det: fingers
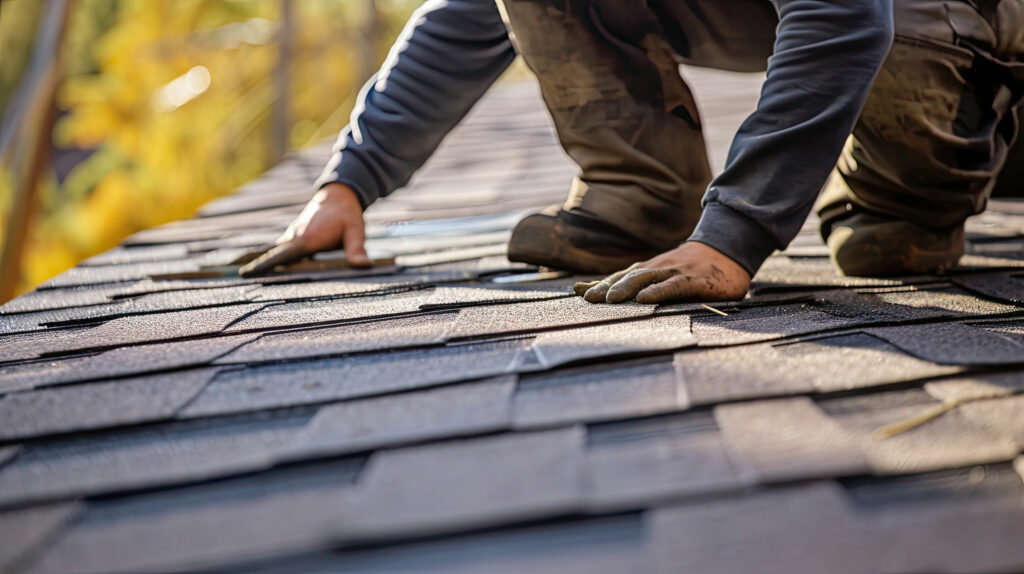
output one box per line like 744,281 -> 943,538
573,280 -> 601,297
582,266 -> 636,303
238,242 -> 309,277
342,219 -> 371,267
635,275 -> 704,304
605,268 -> 678,303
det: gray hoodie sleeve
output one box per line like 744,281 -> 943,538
688,0 -> 895,276
314,0 -> 515,208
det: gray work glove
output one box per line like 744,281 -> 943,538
572,242 -> 752,304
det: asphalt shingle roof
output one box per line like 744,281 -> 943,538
1,75 -> 1023,574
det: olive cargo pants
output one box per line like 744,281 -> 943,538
820,0 -> 1024,232
497,0 -> 778,251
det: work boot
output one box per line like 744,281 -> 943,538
822,206 -> 965,277
507,206 -> 667,274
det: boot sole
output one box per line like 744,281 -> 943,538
829,223 -> 964,277
507,214 -> 659,274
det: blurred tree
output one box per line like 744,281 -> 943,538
0,0 -> 419,299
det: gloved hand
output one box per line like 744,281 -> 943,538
239,183 -> 372,276
573,241 -> 751,304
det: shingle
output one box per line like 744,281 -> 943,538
923,370 -> 1024,402
530,315 -> 694,369
283,376 -> 515,459
0,306 -> 110,335
713,397 -> 869,483
63,284 -> 257,325
180,229 -> 284,250
442,297 -> 655,341
0,368 -> 218,441
195,187 -> 313,217
689,303 -> 856,345
818,389 -> 1020,474
952,271 -> 1024,305
816,284 -> 1022,323
675,332 -> 960,405
339,427 -> 585,541
839,463 -> 1024,573
224,291 -> 432,333
32,303 -> 267,356
361,230 -> 512,257
0,357 -> 97,394
80,244 -> 190,266
956,252 -> 1024,269
0,409 -> 313,508
980,319 -> 1024,343
981,199 -> 1024,215
369,210 -> 529,238
181,338 -> 532,418
122,223 -> 250,246
778,243 -> 830,257
244,514 -> 647,574
0,335 -> 254,392
419,284 -> 571,310
514,359 -> 685,427
37,260 -> 203,289
0,327 -> 95,364
865,322 -> 1024,365
957,394 -> 1024,448
0,446 -> 19,468
489,271 -> 583,287
23,459 -> 362,574
647,482 -> 866,574
416,254 -> 534,277
216,313 -> 456,364
249,273 -> 453,303
395,243 -> 509,267
584,412 -> 740,510
868,284 -> 1022,316
751,256 -> 923,292
0,282 -> 135,314
966,236 -> 1024,258
0,502 -> 81,574
0,284 -> 327,334
366,197 -> 549,222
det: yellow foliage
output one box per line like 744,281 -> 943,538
4,0 -> 418,298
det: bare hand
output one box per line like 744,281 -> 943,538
574,242 -> 751,304
239,183 -> 371,276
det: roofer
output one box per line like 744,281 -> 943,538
241,0 -> 1024,305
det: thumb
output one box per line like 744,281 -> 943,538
343,219 -> 371,267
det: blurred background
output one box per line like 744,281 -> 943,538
0,0 -> 422,302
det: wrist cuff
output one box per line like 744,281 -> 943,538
688,202 -> 780,276
314,153 -> 379,211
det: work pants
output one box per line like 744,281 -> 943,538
820,0 -> 1024,231
498,0 -> 777,251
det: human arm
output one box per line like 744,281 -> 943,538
314,0 -> 516,208
581,0 -> 895,303
241,0 -> 515,276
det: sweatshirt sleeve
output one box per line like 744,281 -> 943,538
688,0 -> 894,275
314,0 -> 516,208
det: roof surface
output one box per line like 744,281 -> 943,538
1,74 -> 1023,574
